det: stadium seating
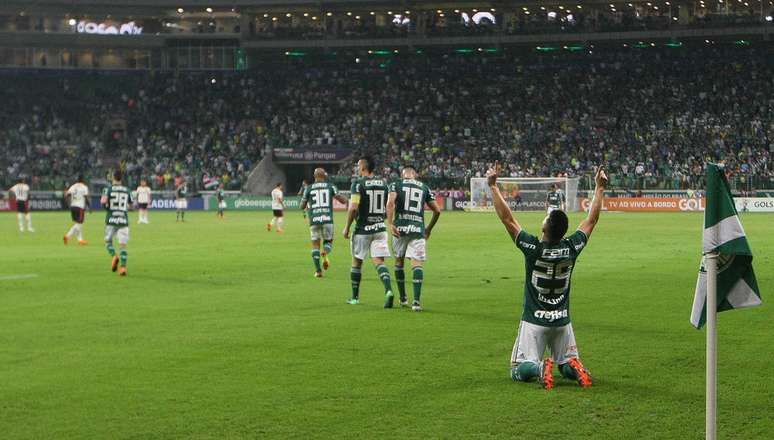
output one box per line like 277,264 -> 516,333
1,46 -> 772,191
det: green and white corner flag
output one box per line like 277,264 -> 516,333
691,163 -> 761,329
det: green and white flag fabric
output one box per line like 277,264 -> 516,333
691,163 -> 761,329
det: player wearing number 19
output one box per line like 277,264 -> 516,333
488,161 -> 607,390
386,166 -> 441,310
343,157 -> 394,306
101,170 -> 133,276
300,168 -> 348,278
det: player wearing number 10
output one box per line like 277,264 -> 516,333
343,157 -> 394,306
300,168 -> 348,278
488,161 -> 607,390
386,166 -> 441,310
101,170 -> 132,276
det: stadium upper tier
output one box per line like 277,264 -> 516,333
0,0 -> 770,47
1,46 -> 771,192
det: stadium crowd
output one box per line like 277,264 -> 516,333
1,46 -> 772,192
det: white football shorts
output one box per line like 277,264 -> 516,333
392,236 -> 427,261
350,232 -> 390,260
104,225 -> 130,245
310,224 -> 334,242
511,320 -> 579,367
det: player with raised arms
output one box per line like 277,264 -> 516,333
488,161 -> 606,390
101,170 -> 132,276
385,166 -> 441,310
300,168 -> 348,278
9,176 -> 33,232
63,175 -> 89,245
343,157 -> 394,306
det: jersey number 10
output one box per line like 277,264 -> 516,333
366,190 -> 385,214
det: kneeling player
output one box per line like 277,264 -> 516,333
488,161 -> 606,390
101,170 -> 132,276
386,166 -> 441,310
64,175 -> 89,245
300,168 -> 348,277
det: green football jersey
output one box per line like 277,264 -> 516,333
547,190 -> 565,208
350,176 -> 388,235
176,184 -> 187,199
515,229 -> 588,327
389,178 -> 435,238
103,185 -> 133,227
303,181 -> 339,226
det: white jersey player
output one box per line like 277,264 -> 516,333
267,183 -> 285,233
9,177 -> 33,232
64,175 -> 89,245
135,180 -> 152,224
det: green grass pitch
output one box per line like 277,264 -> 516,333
1,210 -> 771,439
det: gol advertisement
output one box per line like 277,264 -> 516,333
580,197 -> 705,212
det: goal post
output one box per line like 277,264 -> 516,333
468,177 -> 580,212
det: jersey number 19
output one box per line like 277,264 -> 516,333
402,187 -> 423,213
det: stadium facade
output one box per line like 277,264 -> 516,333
0,0 -> 771,69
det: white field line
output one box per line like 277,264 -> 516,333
0,274 -> 39,281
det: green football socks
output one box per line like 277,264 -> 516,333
394,266 -> 406,300
559,363 -> 578,380
350,267 -> 361,299
106,242 -> 116,257
511,362 -> 540,382
412,267 -> 423,302
323,241 -> 332,255
119,249 -> 128,267
376,264 -> 392,293
312,249 -> 322,272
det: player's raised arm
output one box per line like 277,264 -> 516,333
578,166 -> 607,239
488,161 -> 522,240
386,189 -> 399,237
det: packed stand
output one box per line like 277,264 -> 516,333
1,46 -> 773,193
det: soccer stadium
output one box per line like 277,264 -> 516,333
0,0 -> 771,438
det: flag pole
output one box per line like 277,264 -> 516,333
705,251 -> 718,440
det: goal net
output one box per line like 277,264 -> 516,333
469,177 -> 580,212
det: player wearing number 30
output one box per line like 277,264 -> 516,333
488,161 -> 607,390
101,170 -> 132,276
386,166 -> 441,311
343,157 -> 394,307
300,168 -> 348,278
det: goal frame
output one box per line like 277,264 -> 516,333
468,176 -> 580,212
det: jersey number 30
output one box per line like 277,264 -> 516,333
310,189 -> 330,208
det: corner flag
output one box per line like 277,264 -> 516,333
690,163 -> 761,329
